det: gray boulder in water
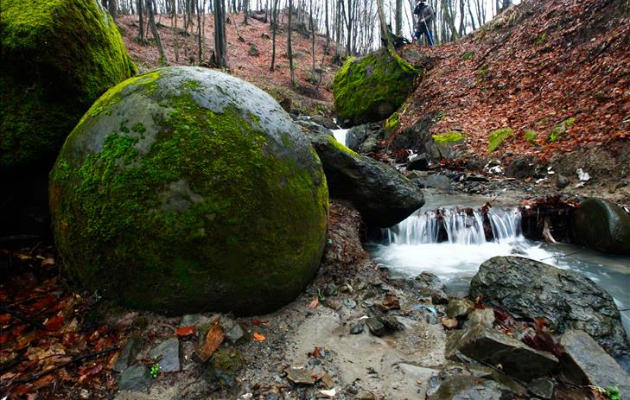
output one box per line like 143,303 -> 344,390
297,120 -> 424,228
470,256 -> 630,358
572,198 -> 630,255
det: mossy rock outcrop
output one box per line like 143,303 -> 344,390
572,198 -> 630,255
49,67 -> 329,316
0,0 -> 136,173
333,49 -> 416,126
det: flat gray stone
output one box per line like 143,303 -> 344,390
365,317 -> 386,337
286,367 -> 317,385
560,330 -> 630,397
148,338 -> 181,372
446,325 -> 558,381
113,336 -> 143,373
118,364 -> 150,391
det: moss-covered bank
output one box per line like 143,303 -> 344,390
332,49 -> 417,126
50,67 -> 329,316
0,0 -> 136,173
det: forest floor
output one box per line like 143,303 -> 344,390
1,1 -> 629,398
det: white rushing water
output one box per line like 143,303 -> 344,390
369,203 -> 630,334
332,128 -> 348,146
372,207 -> 550,280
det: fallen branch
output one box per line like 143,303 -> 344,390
0,305 -> 45,330
12,346 -> 119,384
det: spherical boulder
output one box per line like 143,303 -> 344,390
50,67 -> 329,316
0,0 -> 137,173
332,49 -> 417,126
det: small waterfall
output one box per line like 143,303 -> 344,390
383,207 -> 522,246
332,129 -> 348,146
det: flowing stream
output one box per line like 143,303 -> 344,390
331,128 -> 630,334
368,192 -> 630,336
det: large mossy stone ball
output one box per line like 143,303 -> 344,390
332,49 -> 416,126
572,198 -> 630,255
49,67 -> 329,316
0,0 -> 136,173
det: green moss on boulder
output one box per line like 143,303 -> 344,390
332,49 -> 417,126
0,0 -> 136,172
50,67 -> 329,316
487,128 -> 514,152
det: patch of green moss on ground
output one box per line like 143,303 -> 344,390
487,128 -> 514,152
0,0 -> 137,172
461,51 -> 475,60
332,49 -> 418,124
524,129 -> 538,144
548,118 -> 575,142
433,131 -> 466,144
50,71 -> 328,315
385,112 -> 400,135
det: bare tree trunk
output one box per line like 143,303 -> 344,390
242,0 -> 249,24
147,0 -> 166,63
325,0 -> 330,52
137,0 -> 145,40
172,1 -> 180,62
270,0 -> 279,71
196,0 -> 204,63
395,0 -> 402,35
310,0 -> 316,72
108,0 -> 118,20
467,0 -> 476,31
214,0 -> 229,67
458,0 -> 465,37
288,0 -> 296,86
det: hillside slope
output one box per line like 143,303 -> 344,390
391,0 -> 629,178
117,11 -> 339,114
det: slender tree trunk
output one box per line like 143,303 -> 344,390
270,0 -> 279,70
467,0 -> 476,31
196,0 -> 204,63
242,0 -> 249,24
324,0 -> 330,52
108,0 -> 118,20
147,0 -> 166,63
310,0 -> 315,72
214,0 -> 229,67
137,0 -> 145,40
288,0 -> 296,86
395,0 -> 402,35
172,1 -> 180,62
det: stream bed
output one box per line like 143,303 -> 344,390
368,190 -> 630,336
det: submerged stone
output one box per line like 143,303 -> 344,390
572,198 -> 630,255
49,67 -> 329,316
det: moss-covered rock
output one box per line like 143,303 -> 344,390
49,67 -> 329,316
332,49 -> 417,126
0,0 -> 136,173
